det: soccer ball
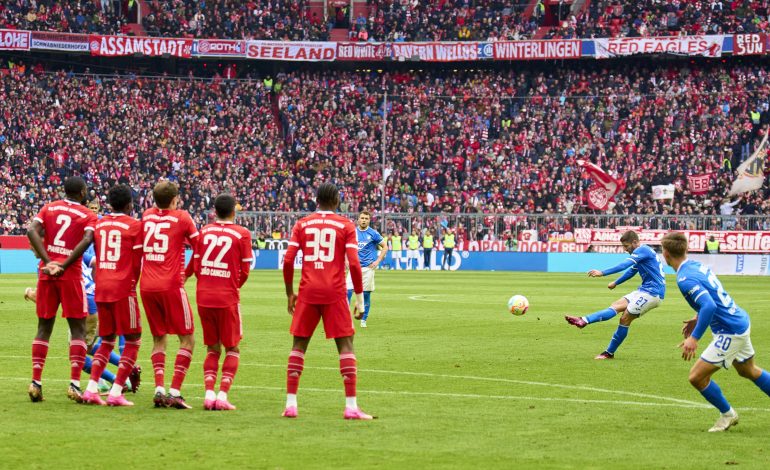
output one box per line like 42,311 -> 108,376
507,295 -> 529,316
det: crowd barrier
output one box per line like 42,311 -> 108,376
2,249 -> 768,276
1,29 -> 767,61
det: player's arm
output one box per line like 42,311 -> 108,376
58,231 -> 95,271
590,257 -> 635,277
346,226 -> 365,313
678,279 -> 717,360
27,219 -> 50,265
612,266 -> 638,287
372,239 -> 388,267
282,225 -> 301,314
238,232 -> 253,288
131,240 -> 143,288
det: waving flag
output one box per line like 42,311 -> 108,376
729,129 -> 769,196
577,160 -> 625,211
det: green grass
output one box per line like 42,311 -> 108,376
1,271 -> 770,469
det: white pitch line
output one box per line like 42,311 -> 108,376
407,295 -> 443,302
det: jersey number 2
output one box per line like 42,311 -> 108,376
304,228 -> 336,262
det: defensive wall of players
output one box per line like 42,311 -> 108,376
1,29 -> 769,61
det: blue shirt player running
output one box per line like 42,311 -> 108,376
566,230 -> 666,359
662,232 -> 770,432
346,211 -> 388,328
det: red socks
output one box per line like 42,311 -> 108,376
114,339 -> 141,388
220,351 -> 239,393
287,349 -> 305,395
204,350 -> 221,392
69,339 -> 88,383
89,339 -> 116,383
31,339 -> 49,382
340,353 -> 357,398
151,351 -> 166,388
170,348 -> 193,391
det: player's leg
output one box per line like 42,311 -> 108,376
595,310 -> 637,360
688,359 -> 737,432
199,306 -> 221,410
166,289 -> 195,407
104,294 -> 142,406
360,268 -> 374,326
566,297 -> 627,329
62,279 -> 89,402
142,290 -> 169,404
25,287 -> 37,302
84,333 -> 116,405
731,333 -> 770,398
216,304 -> 243,410
30,316 -> 56,402
284,335 -> 311,417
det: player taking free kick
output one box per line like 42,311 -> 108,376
190,194 -> 253,411
662,232 -> 770,432
282,182 -> 373,420
565,230 -> 666,359
82,185 -> 143,406
27,176 -> 97,403
141,181 -> 199,409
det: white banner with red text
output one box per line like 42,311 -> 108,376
0,29 -> 30,51
89,35 -> 193,58
245,40 -> 336,61
594,35 -> 724,58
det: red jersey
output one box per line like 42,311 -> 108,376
140,207 -> 199,292
283,211 -> 363,304
34,199 -> 97,281
93,214 -> 142,302
194,221 -> 253,308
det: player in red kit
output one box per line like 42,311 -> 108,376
189,194 -> 252,411
82,185 -> 143,406
141,181 -> 199,409
26,176 -> 97,403
282,182 -> 373,420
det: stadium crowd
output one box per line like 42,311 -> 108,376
3,0 -> 770,40
1,62 -> 770,237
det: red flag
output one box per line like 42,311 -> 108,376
577,160 -> 625,211
687,173 -> 714,195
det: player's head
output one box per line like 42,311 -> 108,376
661,232 -> 688,266
357,210 -> 371,229
214,193 -> 237,221
64,176 -> 87,203
316,182 -> 339,211
108,184 -> 133,215
153,181 -> 179,210
619,230 -> 640,253
86,198 -> 100,214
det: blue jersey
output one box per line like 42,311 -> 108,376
356,226 -> 384,266
676,259 -> 750,339
601,244 -> 666,299
82,245 -> 97,314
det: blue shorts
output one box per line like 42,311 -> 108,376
87,294 -> 97,315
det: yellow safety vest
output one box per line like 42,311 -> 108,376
706,240 -> 720,253
423,235 -> 434,249
257,238 -> 267,249
751,111 -> 761,124
391,236 -> 402,250
408,235 -> 420,250
443,234 -> 455,249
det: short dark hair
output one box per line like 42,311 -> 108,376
108,184 -> 133,213
661,232 -> 688,258
214,193 -> 236,219
316,182 -> 339,208
620,230 -> 639,244
359,210 -> 372,218
64,176 -> 86,199
153,181 -> 179,209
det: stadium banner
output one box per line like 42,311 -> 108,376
651,184 -> 675,200
245,40 -> 336,61
336,42 -> 390,61
89,35 -> 193,58
390,42 -> 489,62
30,31 -> 89,52
732,34 -> 767,56
192,39 -> 246,57
594,35 -> 724,58
688,173 -> 714,195
0,29 -> 31,51
492,40 -> 581,60
729,128 -> 768,195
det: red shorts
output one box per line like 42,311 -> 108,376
36,279 -> 87,319
199,304 -> 242,348
97,296 -> 142,336
290,298 -> 354,339
140,288 -> 194,336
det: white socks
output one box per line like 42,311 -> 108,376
286,393 -> 298,408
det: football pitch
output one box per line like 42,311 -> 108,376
2,271 -> 770,469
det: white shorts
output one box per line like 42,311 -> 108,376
346,266 -> 375,292
623,290 -> 661,316
406,249 -> 420,258
701,328 -> 755,369
392,250 -> 403,259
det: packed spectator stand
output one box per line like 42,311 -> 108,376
3,1 -> 770,40
1,60 -> 769,237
